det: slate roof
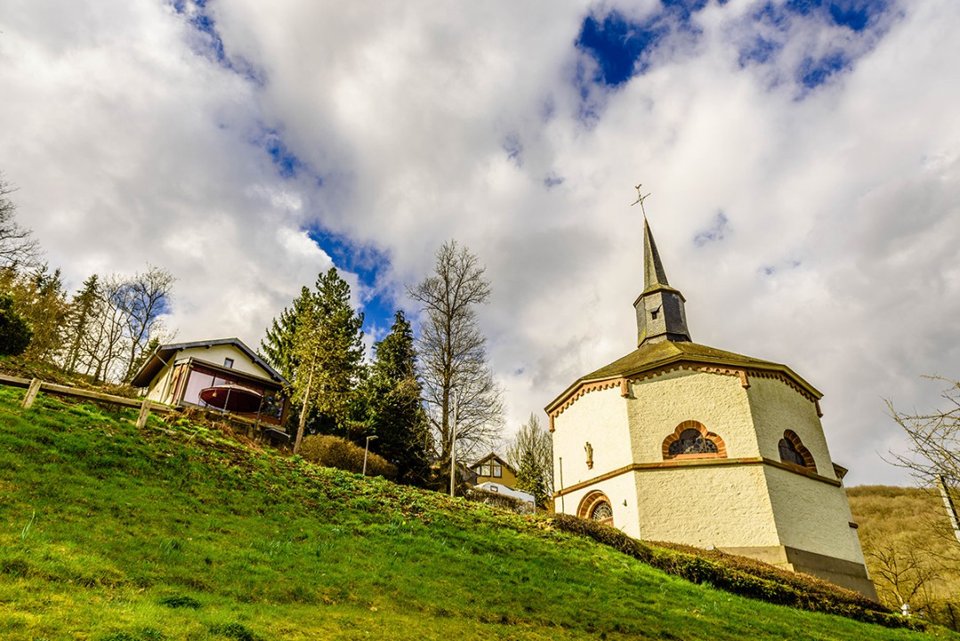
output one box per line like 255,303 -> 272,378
546,339 -> 821,413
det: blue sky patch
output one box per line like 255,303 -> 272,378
694,211 -> 730,247
544,173 -> 565,188
503,134 -> 523,166
307,227 -> 395,333
797,51 -> 849,88
170,0 -> 264,85
575,10 -> 668,87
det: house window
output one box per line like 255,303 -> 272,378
779,430 -> 815,470
476,461 -> 503,478
662,420 -> 727,460
224,358 -> 234,368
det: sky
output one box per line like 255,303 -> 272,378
1,0 -> 958,485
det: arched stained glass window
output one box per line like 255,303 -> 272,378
662,421 -> 726,460
668,428 -> 719,456
590,502 -> 613,523
778,430 -> 815,470
577,490 -> 614,526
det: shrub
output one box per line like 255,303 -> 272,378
0,294 -> 31,356
299,435 -> 397,480
466,487 -> 534,514
550,514 -> 919,630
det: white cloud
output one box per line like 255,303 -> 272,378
2,0 -> 958,484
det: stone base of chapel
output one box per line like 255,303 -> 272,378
719,545 -> 878,600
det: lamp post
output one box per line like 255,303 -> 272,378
363,435 -> 378,476
449,397 -> 459,497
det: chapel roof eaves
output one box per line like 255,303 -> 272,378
544,341 -> 821,415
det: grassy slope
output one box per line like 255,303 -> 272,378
0,390 -> 954,641
849,486 -> 960,608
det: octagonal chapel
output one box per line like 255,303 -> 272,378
546,217 -> 876,598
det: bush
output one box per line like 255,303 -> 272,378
0,294 -> 31,356
299,435 -> 397,480
551,514 -> 918,630
466,487 -> 534,514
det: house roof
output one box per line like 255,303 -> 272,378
546,339 -> 821,414
130,338 -> 287,388
470,452 -> 516,475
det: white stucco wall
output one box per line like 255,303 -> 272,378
174,344 -> 266,379
552,386 -> 631,491
145,363 -> 174,403
747,376 -> 836,479
635,465 -> 781,548
626,369 -> 757,461
557,473 -> 640,537
764,467 -> 865,564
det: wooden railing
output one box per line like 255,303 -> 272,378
1,373 -> 285,438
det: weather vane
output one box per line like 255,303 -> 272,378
630,183 -> 651,217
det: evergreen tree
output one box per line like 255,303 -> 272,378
364,311 -> 431,485
62,274 -> 100,373
515,449 -> 549,508
0,264 -> 68,364
507,413 -> 553,509
260,286 -> 312,382
289,268 -> 365,452
0,294 -> 31,356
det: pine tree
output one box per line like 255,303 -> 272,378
0,294 -> 31,356
62,274 -> 100,373
364,311 -> 431,485
260,286 -> 312,382
507,413 -> 553,509
515,449 -> 549,509
289,268 -> 365,452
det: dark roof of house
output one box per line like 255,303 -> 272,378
546,339 -> 821,413
130,338 -> 287,388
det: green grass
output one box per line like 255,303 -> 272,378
0,387 -> 955,641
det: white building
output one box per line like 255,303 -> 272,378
546,218 -> 876,598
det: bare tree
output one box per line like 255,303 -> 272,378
114,265 -> 175,382
0,174 -> 40,270
409,240 -> 503,473
888,378 -> 960,483
888,377 -> 960,546
81,275 -> 129,383
869,543 -> 940,613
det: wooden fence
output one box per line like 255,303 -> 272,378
0,373 -> 285,439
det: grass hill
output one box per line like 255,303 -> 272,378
0,388 -> 955,641
849,485 -> 960,625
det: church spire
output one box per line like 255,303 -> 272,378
634,217 -> 691,346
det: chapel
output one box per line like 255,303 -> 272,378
546,216 -> 876,598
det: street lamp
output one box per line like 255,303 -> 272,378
363,435 -> 379,476
449,396 -> 459,497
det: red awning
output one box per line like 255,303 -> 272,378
199,385 -> 263,413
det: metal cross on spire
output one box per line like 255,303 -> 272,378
630,183 -> 651,217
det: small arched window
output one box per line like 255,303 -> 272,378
577,490 -> 614,526
778,430 -> 815,470
662,421 -> 727,460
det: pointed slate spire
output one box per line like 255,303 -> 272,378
634,217 -> 691,346
643,217 -> 670,292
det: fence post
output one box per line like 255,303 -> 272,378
21,378 -> 42,409
136,399 -> 151,429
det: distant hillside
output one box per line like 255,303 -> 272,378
0,387 -> 953,640
849,485 -> 960,628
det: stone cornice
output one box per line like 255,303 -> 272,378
553,456 -> 841,498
